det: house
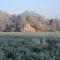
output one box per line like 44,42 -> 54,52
22,23 -> 35,32
22,22 -> 44,32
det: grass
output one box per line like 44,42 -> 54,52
0,32 -> 60,36
0,32 -> 60,60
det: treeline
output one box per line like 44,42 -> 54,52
0,11 -> 60,32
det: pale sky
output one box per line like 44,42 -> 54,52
0,0 -> 60,18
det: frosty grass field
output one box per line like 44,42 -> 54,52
0,32 -> 60,60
